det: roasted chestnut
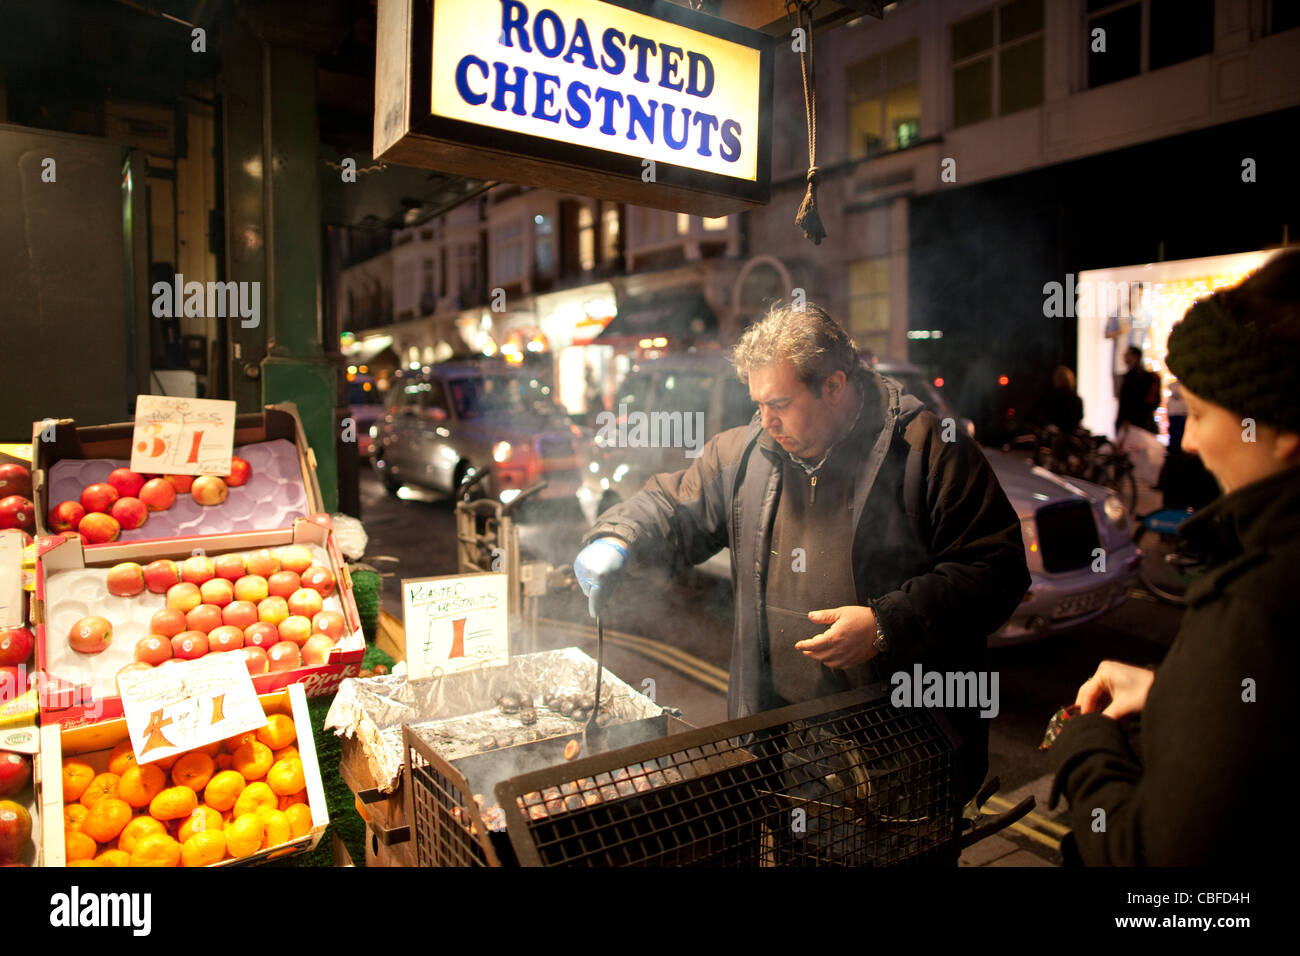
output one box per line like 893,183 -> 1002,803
517,692 -> 533,708
558,699 -> 576,717
498,693 -> 521,714
478,735 -> 498,751
519,708 -> 537,725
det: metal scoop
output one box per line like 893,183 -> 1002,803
582,614 -> 606,755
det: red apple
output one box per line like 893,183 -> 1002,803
0,667 -> 30,704
266,570 -> 301,599
150,607 -> 187,637
116,661 -> 154,693
0,497 -> 34,533
69,616 -> 112,654
311,611 -> 346,640
0,627 -> 33,667
245,549 -> 280,578
287,588 -> 323,620
190,475 -> 228,506
133,635 -> 173,666
199,577 -> 234,608
227,456 -> 252,487
185,604 -> 223,635
0,800 -> 32,863
266,641 -> 302,673
208,625 -> 245,654
110,496 -> 148,531
222,600 -> 259,629
234,575 -> 269,603
277,615 -> 312,647
80,483 -> 119,514
243,621 -> 280,651
242,646 -> 269,675
171,630 -> 209,660
180,554 -> 215,585
105,561 -> 146,597
256,596 -> 289,626
213,553 -> 247,581
300,634 -> 337,667
47,500 -> 86,533
106,468 -> 146,499
300,565 -> 336,598
0,465 -> 32,501
0,752 -> 31,799
278,545 -> 313,575
164,474 -> 194,494
143,559 -> 181,593
139,478 -> 177,512
166,582 -> 202,613
78,512 -> 120,544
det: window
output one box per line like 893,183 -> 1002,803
455,242 -> 480,301
951,0 -> 1043,128
600,204 -> 620,264
1086,0 -> 1213,89
849,258 -> 891,359
703,216 -> 729,231
534,213 -> 554,276
492,220 -> 525,284
676,213 -> 690,235
419,258 -> 436,315
578,206 -> 596,272
848,39 -> 920,158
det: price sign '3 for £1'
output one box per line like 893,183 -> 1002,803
130,395 -> 238,477
117,653 -> 267,764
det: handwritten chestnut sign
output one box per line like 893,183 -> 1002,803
130,395 -> 237,476
402,571 -> 509,680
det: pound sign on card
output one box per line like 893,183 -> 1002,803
140,709 -> 177,754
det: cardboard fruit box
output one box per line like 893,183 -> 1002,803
30,403 -> 323,545
37,684 -> 329,866
0,719 -> 40,867
34,516 -> 366,728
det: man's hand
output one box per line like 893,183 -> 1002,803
796,606 -> 880,670
573,538 -> 629,618
1074,660 -> 1155,719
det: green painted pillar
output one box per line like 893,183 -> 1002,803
256,44 -> 338,512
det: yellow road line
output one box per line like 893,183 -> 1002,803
985,794 -> 1071,836
539,617 -> 730,693
981,809 -> 1062,850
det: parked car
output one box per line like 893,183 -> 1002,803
372,362 -> 585,503
348,374 -> 385,458
577,352 -> 1138,644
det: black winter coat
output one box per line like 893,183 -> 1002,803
584,370 -> 1031,799
1051,465 -> 1299,865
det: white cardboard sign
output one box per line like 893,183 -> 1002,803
117,653 -> 267,764
130,395 -> 238,476
0,532 -> 22,629
403,572 -> 509,680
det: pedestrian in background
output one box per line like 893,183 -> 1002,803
1115,345 -> 1161,434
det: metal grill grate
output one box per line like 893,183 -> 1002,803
404,727 -> 503,867
495,686 -> 961,867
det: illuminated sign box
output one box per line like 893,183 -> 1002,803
375,0 -> 773,216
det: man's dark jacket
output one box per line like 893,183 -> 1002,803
584,370 -> 1031,798
1051,465 -> 1298,865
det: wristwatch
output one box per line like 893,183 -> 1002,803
870,609 -> 889,654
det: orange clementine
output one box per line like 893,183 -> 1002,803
107,740 -> 138,776
180,828 -> 226,867
214,753 -> 233,770
225,813 -> 265,858
149,785 -> 198,821
232,741 -> 273,780
223,730 -> 258,753
232,781 -> 276,818
118,764 -> 166,808
177,806 -> 223,843
64,829 -> 97,862
79,772 -> 121,808
172,752 -> 215,792
256,714 -> 296,750
130,832 -> 181,867
118,816 -> 167,855
284,803 -> 312,839
67,859 -> 100,867
279,790 -> 308,811
203,770 -> 246,812
272,746 -> 300,764
81,797 -> 133,843
266,758 -> 304,796
94,849 -> 132,867
256,808 -> 292,849
61,758 -> 96,802
63,803 -> 89,832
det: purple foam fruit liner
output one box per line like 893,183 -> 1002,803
48,439 -> 310,540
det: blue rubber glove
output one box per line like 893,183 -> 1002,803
573,537 -> 629,618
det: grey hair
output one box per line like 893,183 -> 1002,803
730,302 -> 864,393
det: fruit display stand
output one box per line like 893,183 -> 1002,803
30,403 -> 323,544
0,719 -> 40,866
37,683 -> 329,866
34,516 -> 366,728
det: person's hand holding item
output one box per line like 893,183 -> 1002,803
573,538 -> 629,618
1074,660 -> 1156,719
796,605 -> 881,669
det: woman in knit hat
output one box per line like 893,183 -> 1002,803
1051,250 -> 1300,866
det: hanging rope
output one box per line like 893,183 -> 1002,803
792,0 -> 826,244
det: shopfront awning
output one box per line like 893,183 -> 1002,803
596,292 -> 717,343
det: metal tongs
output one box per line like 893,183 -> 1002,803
583,614 -> 606,754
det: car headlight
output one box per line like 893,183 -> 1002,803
493,441 -> 512,463
369,425 -> 378,439
1103,495 -> 1127,526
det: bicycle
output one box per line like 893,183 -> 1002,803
1134,507 -> 1205,605
1006,423 -> 1138,514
